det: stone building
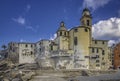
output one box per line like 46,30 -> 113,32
108,44 -> 115,69
89,40 -> 109,70
113,43 -> 120,69
8,42 -> 35,64
8,8 -> 110,70
35,40 -> 54,68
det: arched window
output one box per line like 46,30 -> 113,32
64,32 -> 66,36
87,20 -> 90,26
60,31 -> 62,36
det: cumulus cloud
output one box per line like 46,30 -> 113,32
50,33 -> 57,40
92,17 -> 120,46
108,40 -> 116,47
12,16 -> 25,25
83,0 -> 111,10
20,39 -> 26,42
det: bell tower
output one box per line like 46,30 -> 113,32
80,8 -> 92,45
80,8 -> 92,27
55,21 -> 69,50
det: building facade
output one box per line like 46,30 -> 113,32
8,42 -> 35,64
8,8 -> 110,70
113,43 -> 120,69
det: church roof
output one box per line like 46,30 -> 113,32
57,21 -> 67,31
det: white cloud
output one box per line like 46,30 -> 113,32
108,40 -> 116,47
50,33 -> 57,40
12,16 -> 25,25
20,39 -> 26,42
26,26 -> 37,32
93,17 -> 120,42
83,0 -> 111,10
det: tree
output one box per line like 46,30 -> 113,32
1,45 -> 7,50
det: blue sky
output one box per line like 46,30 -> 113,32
0,0 -> 120,49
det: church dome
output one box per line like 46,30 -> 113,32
58,21 -> 67,31
82,8 -> 91,16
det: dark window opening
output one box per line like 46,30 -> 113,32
60,32 -> 62,36
64,32 -> 66,36
102,63 -> 105,65
96,48 -> 99,53
95,41 -> 97,44
92,48 -> 94,53
96,60 -> 99,63
102,50 -> 105,55
102,57 -> 104,60
31,51 -> 33,55
25,44 -> 28,48
74,29 -> 78,32
102,41 -> 105,44
87,20 -> 90,26
96,64 -> 100,67
85,28 -> 88,32
51,46 -> 53,50
39,48 -> 41,51
74,37 -> 78,45
31,45 -> 33,47
96,55 -> 99,58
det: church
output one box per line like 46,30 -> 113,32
8,8 -> 110,70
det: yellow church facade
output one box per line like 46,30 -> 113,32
50,8 -> 109,70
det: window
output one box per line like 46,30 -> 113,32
60,32 -> 62,36
95,41 -> 97,44
25,44 -> 28,48
51,46 -> 53,50
64,32 -> 66,36
87,20 -> 90,26
102,62 -> 105,65
92,48 -> 94,53
85,28 -> 88,32
102,50 -> 105,55
96,64 -> 100,67
96,48 -> 99,53
74,29 -> 78,32
102,41 -> 105,44
96,55 -> 99,58
96,60 -> 99,63
39,48 -> 41,51
31,44 -> 33,47
31,51 -> 33,55
74,37 -> 78,45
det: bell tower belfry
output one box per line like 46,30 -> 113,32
55,21 -> 69,50
80,8 -> 92,45
80,8 -> 92,27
